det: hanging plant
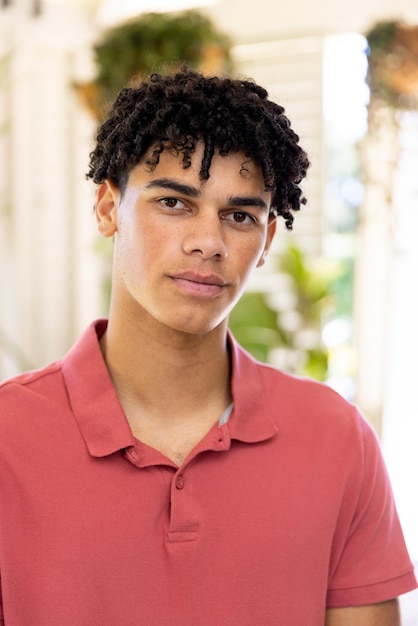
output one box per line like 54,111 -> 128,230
366,20 -> 418,109
77,10 -> 233,120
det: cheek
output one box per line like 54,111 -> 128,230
237,236 -> 267,271
116,221 -> 147,277
118,220 -> 173,275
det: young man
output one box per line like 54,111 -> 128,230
0,67 -> 416,625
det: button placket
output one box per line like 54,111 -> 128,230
168,469 -> 199,543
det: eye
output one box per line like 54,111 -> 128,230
233,211 -> 250,223
224,211 -> 256,225
160,197 -> 186,210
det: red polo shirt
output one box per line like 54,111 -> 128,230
0,320 -> 416,625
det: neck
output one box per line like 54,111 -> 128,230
100,307 -> 232,426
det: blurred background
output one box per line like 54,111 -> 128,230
1,0 -> 417,618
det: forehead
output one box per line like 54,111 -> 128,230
129,142 -> 267,193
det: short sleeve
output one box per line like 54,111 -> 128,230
327,412 -> 417,607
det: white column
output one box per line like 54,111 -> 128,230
2,1 -> 101,373
380,111 -> 418,562
354,106 -> 399,433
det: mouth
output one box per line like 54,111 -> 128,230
169,271 -> 228,297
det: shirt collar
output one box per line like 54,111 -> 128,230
62,320 -> 136,457
61,320 -> 278,458
227,332 -> 279,443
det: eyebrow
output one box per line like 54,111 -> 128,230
145,178 -> 201,198
145,178 -> 269,211
228,196 -> 269,211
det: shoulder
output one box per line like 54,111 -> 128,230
230,335 -> 377,454
0,360 -> 66,424
0,320 -> 106,413
0,359 -> 63,398
0,360 -> 70,468
232,335 -> 361,420
230,331 -> 341,403
260,360 -> 359,423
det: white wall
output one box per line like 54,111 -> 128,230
204,0 -> 418,42
0,2 -> 103,377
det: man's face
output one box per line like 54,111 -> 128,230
96,142 -> 276,336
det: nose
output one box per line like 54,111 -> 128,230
182,212 -> 228,260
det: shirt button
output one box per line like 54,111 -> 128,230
126,449 -> 138,462
175,474 -> 185,490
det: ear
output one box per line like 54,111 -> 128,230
257,216 -> 277,267
95,180 -> 120,237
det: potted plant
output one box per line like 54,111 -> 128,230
77,10 -> 233,120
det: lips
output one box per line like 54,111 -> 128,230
169,270 -> 228,296
171,270 -> 227,286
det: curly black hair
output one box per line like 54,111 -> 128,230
87,67 -> 310,229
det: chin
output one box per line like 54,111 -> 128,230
163,316 -> 227,337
